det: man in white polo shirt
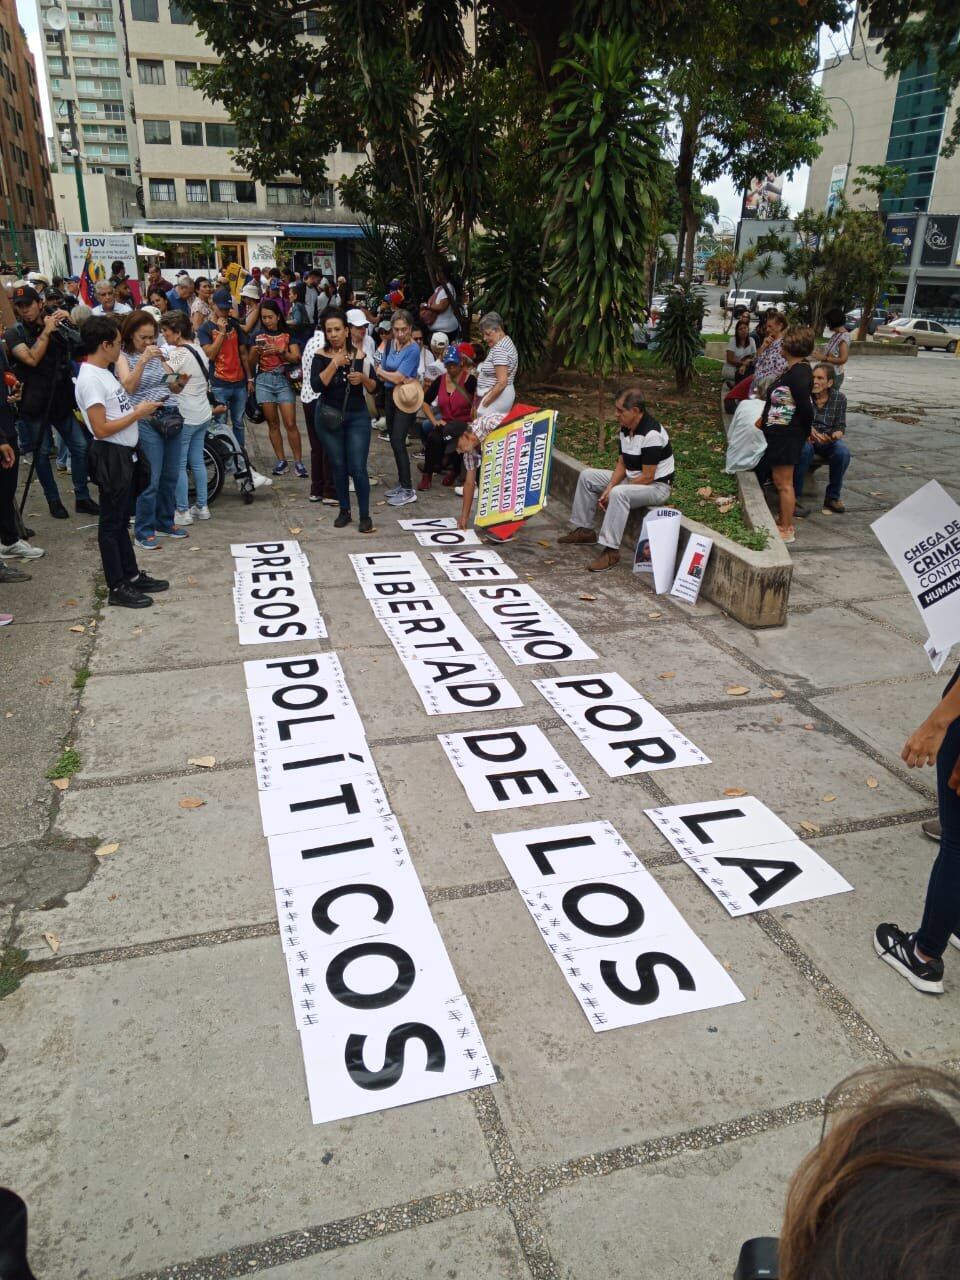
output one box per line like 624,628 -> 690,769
559,387 -> 676,572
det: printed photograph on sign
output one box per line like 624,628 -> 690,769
257,768 -> 391,837
493,820 -> 643,890
670,535 -> 713,606
438,724 -> 588,812
414,529 -> 483,547
633,509 -> 681,593
267,814 -> 411,889
254,735 -> 376,791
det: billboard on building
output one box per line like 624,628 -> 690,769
740,173 -> 785,220
920,215 -> 959,267
825,164 -> 848,216
34,229 -> 69,281
884,214 -> 917,265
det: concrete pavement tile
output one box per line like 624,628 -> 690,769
778,828 -> 960,1058
813,678 -> 943,766
261,1210 -> 526,1278
787,549 -> 912,601
850,594 -> 929,642
846,472 -> 955,506
698,604 -> 927,690
0,543 -> 98,623
540,1121 -> 822,1280
16,770 -> 270,957
433,872 -> 862,1167
648,702 -> 926,827
0,937 -> 495,1280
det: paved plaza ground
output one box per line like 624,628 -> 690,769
2,352 -> 959,1279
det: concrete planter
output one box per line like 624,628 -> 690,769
549,448 -> 792,628
704,339 -> 917,360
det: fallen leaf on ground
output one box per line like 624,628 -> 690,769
289,526 -> 302,534
186,575 -> 199,587
800,820 -> 821,834
648,611 -> 662,619
869,491 -> 885,497
723,787 -> 747,797
131,626 -> 143,636
188,756 -> 216,769
43,932 -> 61,954
108,893 -> 118,901
803,723 -> 816,730
94,842 -> 120,858
51,777 -> 69,791
725,685 -> 750,696
189,546 -> 200,551
658,671 -> 677,680
537,539 -> 551,548
697,486 -> 713,498
866,777 -> 879,789
69,625 -> 85,634
769,690 -> 785,699
179,796 -> 205,809
821,794 -> 837,803
63,598 -> 78,607
37,677 -> 54,686
579,593 -> 597,601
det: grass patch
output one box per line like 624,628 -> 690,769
46,746 -> 81,780
72,667 -> 90,691
94,583 -> 108,603
0,947 -> 27,999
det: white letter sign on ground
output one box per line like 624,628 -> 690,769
377,612 -> 488,662
359,575 -> 441,601
645,797 -> 853,916
247,676 -> 366,751
368,593 -> 454,620
405,664 -> 524,716
633,508 -> 681,593
414,529 -> 483,547
266,814 -> 411,889
670,534 -> 713,606
534,674 -> 709,776
432,549 -> 518,582
873,479 -> 960,655
397,517 -> 459,530
459,584 -> 597,665
493,821 -> 743,1030
231,539 -> 326,643
439,724 -> 588,811
254,736 -> 376,791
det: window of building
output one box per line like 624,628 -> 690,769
235,181 -> 256,202
137,59 -> 165,85
315,184 -> 334,208
179,120 -> 203,146
210,180 -> 236,202
266,183 -> 305,206
131,0 -> 159,19
175,61 -> 197,86
103,102 -> 124,118
169,0 -> 191,22
149,178 -> 176,202
293,13 -> 321,33
186,179 -> 208,203
143,119 -> 171,144
205,122 -> 238,147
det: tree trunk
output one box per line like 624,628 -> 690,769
674,118 -> 698,283
596,375 -> 605,451
684,205 -> 697,282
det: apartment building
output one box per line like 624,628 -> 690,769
0,0 -> 56,267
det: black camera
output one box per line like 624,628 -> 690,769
734,1237 -> 778,1279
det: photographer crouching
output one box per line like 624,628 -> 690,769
3,284 -> 98,520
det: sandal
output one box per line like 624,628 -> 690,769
778,526 -> 796,544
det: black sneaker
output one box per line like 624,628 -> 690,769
334,510 -> 352,528
76,497 -> 100,515
108,582 -> 153,609
874,923 -> 944,993
794,502 -> 810,519
0,562 -> 31,582
48,500 -> 69,520
128,572 -> 168,593
358,516 -> 374,534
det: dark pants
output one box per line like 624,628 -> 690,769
794,439 -> 851,502
316,411 -> 372,518
917,674 -> 960,958
0,441 -> 20,544
385,389 -> 414,490
18,410 -> 90,504
423,423 -> 467,476
304,401 -> 337,499
99,476 -> 140,589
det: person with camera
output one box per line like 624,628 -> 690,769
0,344 -> 45,616
74,316 -> 167,609
3,283 -> 98,520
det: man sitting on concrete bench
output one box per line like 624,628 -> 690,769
559,387 -> 676,572
794,362 -> 850,517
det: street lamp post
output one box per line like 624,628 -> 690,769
825,95 -> 856,192
45,6 -> 89,232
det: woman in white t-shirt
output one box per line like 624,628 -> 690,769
420,265 -> 460,338
74,315 -> 165,609
160,311 -> 215,523
476,312 -> 519,417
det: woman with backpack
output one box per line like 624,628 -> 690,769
159,311 -> 215,525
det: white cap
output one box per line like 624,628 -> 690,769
345,307 -> 367,327
240,282 -> 261,299
430,332 -> 450,347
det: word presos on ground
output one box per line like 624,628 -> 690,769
230,543 -> 495,1125
231,541 -> 327,645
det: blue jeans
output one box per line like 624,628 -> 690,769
212,380 -> 246,448
255,369 -> 296,405
135,421 -> 182,539
794,438 -> 851,502
317,410 -> 372,518
55,429 -> 70,469
917,672 -> 960,958
19,410 -> 90,503
176,420 -> 212,511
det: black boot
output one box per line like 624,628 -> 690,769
48,500 -> 69,519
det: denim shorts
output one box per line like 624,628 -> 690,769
255,369 -> 296,405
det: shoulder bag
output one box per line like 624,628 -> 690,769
316,356 -> 351,433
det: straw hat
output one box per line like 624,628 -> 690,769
393,381 -> 424,414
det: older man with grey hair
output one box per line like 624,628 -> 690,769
91,280 -> 131,317
559,386 -> 676,573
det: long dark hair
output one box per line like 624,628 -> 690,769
734,316 -> 751,344
258,299 -> 288,333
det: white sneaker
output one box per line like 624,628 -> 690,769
189,504 -> 211,521
372,417 -> 386,429
369,474 -> 380,486
174,508 -> 193,526
0,539 -> 44,560
388,488 -> 418,507
250,469 -> 273,489
454,485 -> 464,497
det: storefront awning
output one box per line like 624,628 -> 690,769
280,224 -> 364,240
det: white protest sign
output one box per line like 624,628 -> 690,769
368,593 -> 454,620
378,612 -> 488,662
233,551 -> 311,575
235,566 -> 313,588
359,576 -> 441,601
873,480 -> 960,654
233,582 -> 321,626
534,674 -> 709,776
243,652 -> 347,691
438,724 -> 588,811
432,549 -> 518,582
247,676 -> 365,751
459,584 -> 596,665
267,814 -> 411,889
633,508 -> 681,593
405,666 -> 523,716
231,539 -> 304,558
397,517 -> 459,530
646,797 -> 853,916
275,867 -> 435,958
236,614 -> 328,646
670,534 -> 713,605
349,552 -> 434,585
254,735 -> 375,791
257,769 -> 391,837
414,529 -> 483,547
495,821 -> 743,1030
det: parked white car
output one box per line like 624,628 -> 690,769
874,317 -> 960,351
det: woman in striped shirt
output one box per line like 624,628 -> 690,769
476,312 -> 518,417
